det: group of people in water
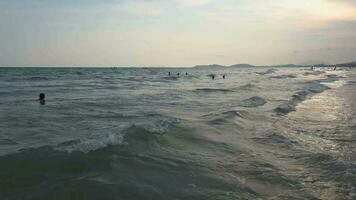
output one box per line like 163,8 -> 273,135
311,65 -> 353,71
311,66 -> 338,71
168,72 -> 191,77
38,72 -> 226,105
210,74 -> 226,79
168,72 -> 226,80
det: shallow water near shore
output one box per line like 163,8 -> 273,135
0,67 -> 355,199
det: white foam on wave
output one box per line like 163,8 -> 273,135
55,132 -> 126,153
132,113 -> 180,132
55,114 -> 179,153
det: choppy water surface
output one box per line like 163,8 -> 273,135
0,67 -> 355,199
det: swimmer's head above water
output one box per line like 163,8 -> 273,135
39,93 -> 45,105
39,93 -> 45,100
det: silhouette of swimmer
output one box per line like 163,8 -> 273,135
185,72 -> 188,76
168,72 -> 171,76
223,74 -> 226,79
39,93 -> 45,105
177,73 -> 180,76
212,75 -> 215,80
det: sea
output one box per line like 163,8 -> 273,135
0,67 -> 355,200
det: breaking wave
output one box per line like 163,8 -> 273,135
55,114 -> 180,153
201,110 -> 250,126
274,82 -> 330,115
55,132 -> 126,153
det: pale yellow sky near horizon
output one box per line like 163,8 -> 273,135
0,0 -> 356,67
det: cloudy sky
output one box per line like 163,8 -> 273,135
1,0 -> 356,67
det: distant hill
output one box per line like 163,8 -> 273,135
193,61 -> 356,69
335,61 -> 356,67
229,64 -> 256,68
271,64 -> 301,67
194,64 -> 256,69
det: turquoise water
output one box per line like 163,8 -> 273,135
0,67 -> 355,199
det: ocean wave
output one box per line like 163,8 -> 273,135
56,114 -> 180,153
301,153 -> 356,181
274,82 -> 330,115
308,83 -> 330,93
132,113 -> 180,134
274,103 -> 297,115
238,96 -> 267,108
55,133 -> 126,153
270,74 -> 297,79
303,71 -> 325,76
290,90 -> 308,101
253,133 -> 296,148
0,91 -> 10,96
255,69 -> 277,75
202,110 -> 250,125
162,76 -> 179,80
202,110 -> 248,119
318,74 -> 344,83
326,74 -> 344,79
220,110 -> 249,119
233,83 -> 259,91
4,76 -> 50,82
195,88 -> 234,93
0,138 -> 18,145
75,71 -> 84,75
27,76 -> 49,81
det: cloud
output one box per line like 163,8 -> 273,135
1,0 -> 356,66
327,0 -> 356,5
281,0 -> 356,22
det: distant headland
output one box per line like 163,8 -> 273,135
193,61 -> 356,69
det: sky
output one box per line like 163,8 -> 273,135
0,0 -> 356,67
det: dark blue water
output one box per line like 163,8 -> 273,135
0,67 -> 355,199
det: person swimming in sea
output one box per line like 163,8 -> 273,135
177,73 -> 180,76
222,74 -> 226,79
185,72 -> 188,76
212,74 -> 215,80
168,72 -> 171,76
39,93 -> 45,105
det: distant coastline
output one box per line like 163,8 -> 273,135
1,61 -> 355,68
193,61 -> 356,69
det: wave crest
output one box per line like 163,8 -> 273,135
55,114 -> 180,153
195,88 -> 234,93
55,133 -> 126,153
270,74 -> 297,79
274,82 -> 330,115
255,69 -> 277,75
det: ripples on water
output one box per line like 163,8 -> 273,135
0,67 -> 355,199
